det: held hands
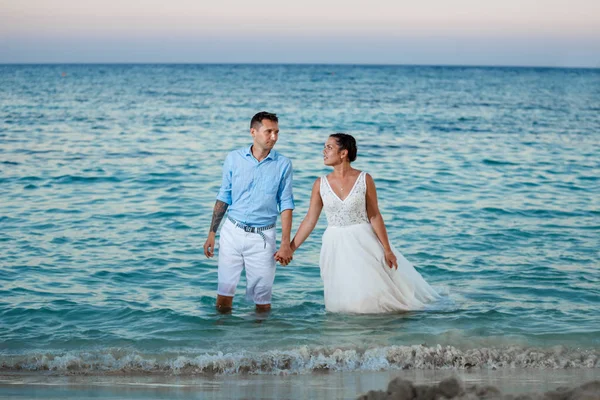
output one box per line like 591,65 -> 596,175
384,249 -> 398,270
274,242 -> 293,266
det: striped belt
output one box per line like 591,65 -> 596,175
228,217 -> 275,248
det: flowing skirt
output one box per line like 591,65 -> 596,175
320,223 -> 440,313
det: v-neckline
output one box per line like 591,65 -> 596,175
325,171 -> 362,202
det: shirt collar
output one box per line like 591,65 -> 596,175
245,145 -> 276,161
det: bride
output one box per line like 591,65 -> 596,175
287,133 -> 440,313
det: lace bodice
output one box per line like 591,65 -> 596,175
320,171 -> 370,227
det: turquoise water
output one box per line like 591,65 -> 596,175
1,64 -> 599,374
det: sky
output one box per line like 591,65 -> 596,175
1,0 -> 599,67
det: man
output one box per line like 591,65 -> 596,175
203,111 -> 294,313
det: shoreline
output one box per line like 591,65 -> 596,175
2,368 -> 599,399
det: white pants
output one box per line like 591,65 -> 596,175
217,219 -> 277,305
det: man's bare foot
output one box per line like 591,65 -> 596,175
255,304 -> 271,314
216,295 -> 233,314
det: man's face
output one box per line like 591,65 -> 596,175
251,119 -> 279,151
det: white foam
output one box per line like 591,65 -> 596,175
2,344 -> 598,375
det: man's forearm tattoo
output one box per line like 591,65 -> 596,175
210,200 -> 229,233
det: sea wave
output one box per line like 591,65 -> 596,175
1,345 -> 598,375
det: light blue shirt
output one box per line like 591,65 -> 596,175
217,145 -> 294,227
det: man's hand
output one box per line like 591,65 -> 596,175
274,243 -> 293,266
204,233 -> 216,258
204,200 -> 228,258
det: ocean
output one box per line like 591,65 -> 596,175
0,64 -> 599,396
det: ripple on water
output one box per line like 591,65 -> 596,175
1,64 -> 599,358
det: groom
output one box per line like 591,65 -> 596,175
203,111 -> 294,313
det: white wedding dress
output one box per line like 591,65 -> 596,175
319,171 -> 440,313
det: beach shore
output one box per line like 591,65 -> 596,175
1,368 -> 599,399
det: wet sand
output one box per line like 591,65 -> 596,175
1,368 -> 599,399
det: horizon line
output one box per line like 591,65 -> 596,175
1,62 -> 599,70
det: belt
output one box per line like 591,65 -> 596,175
228,216 -> 275,248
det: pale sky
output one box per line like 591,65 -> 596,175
1,0 -> 599,66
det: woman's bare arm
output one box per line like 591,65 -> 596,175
290,178 -> 324,252
365,173 -> 398,269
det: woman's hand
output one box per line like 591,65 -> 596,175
384,250 -> 398,270
274,243 -> 293,266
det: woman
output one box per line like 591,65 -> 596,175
289,133 -> 440,313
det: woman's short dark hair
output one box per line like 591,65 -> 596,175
330,133 -> 357,162
251,111 -> 278,129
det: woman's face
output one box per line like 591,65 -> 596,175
323,137 -> 345,166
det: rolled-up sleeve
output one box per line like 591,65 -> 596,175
216,153 -> 233,205
277,159 -> 295,212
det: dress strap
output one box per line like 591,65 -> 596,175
320,175 -> 328,193
359,171 -> 366,187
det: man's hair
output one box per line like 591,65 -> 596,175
251,111 -> 278,129
330,133 -> 357,162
